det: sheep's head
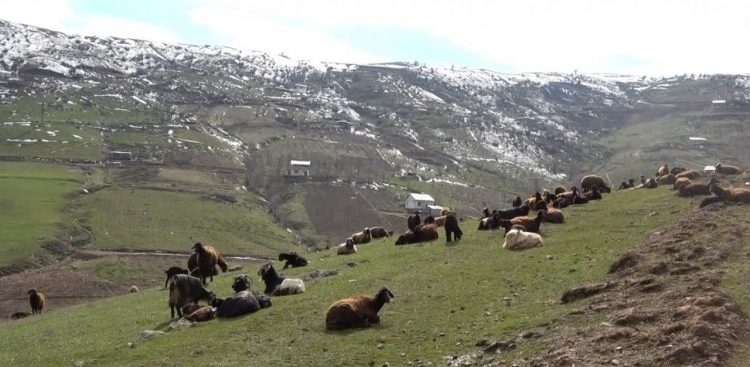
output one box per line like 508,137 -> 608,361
377,287 -> 395,303
257,262 -> 275,278
345,238 -> 355,248
191,242 -> 204,252
232,274 -> 252,292
423,216 -> 435,225
27,288 -> 38,296
278,253 -> 288,261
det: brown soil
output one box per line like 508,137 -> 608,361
451,202 -> 750,367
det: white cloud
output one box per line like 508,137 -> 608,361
189,0 -> 750,75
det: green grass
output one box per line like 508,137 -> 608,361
0,162 -> 82,266
0,188 -> 694,366
74,188 -> 294,256
720,209 -> 750,367
0,122 -> 103,161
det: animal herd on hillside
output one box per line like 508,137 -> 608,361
10,162 -> 748,331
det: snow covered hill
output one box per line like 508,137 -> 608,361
2,19 -> 749,184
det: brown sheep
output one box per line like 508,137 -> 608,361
183,306 -> 216,322
677,178 -> 714,197
191,242 -> 221,285
28,289 -> 45,315
675,170 -> 701,180
525,192 -> 543,209
582,186 -> 602,200
187,253 -> 221,278
705,182 -> 750,204
181,303 -> 202,316
673,177 -> 692,191
424,215 -> 447,227
407,212 -> 421,231
541,208 -> 565,223
11,312 -> 31,320
369,227 -> 393,239
580,175 -> 611,193
656,174 -> 676,185
657,164 -> 669,177
350,228 -> 372,244
511,196 -> 523,207
556,187 -> 579,201
394,224 -> 439,245
715,163 -> 741,175
510,211 -> 544,233
168,274 -> 215,319
325,287 -> 394,330
554,186 -> 566,195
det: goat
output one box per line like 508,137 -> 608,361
350,228 -> 372,245
337,238 -> 357,255
192,242 -> 221,285
325,287 -> 394,330
168,274 -> 215,319
258,263 -> 305,296
164,266 -> 189,288
278,252 -> 308,269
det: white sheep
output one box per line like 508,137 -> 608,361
502,228 -> 543,250
337,238 -> 357,255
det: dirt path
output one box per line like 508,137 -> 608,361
76,249 -> 270,262
452,202 -> 750,366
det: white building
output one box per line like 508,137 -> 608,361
405,193 -> 435,213
288,160 -> 310,177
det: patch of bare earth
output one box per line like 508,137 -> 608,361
450,202 -> 749,367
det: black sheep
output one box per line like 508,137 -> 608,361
168,274 -> 215,319
212,290 -> 271,318
407,212 -> 421,231
496,204 -> 530,220
257,263 -> 305,296
232,274 -> 252,292
278,252 -> 308,269
444,213 -> 463,242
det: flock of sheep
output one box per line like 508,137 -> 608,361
10,162 -> 748,331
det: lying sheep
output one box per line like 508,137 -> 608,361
635,178 -> 658,189
278,252 -> 308,269
394,224 -> 439,245
554,186 -> 567,195
618,179 -> 635,190
657,174 -> 676,185
129,285 -> 139,293
657,164 -> 669,177
183,306 -> 216,322
369,227 -> 393,239
673,177 -> 692,191
407,212 -> 421,231
181,303 -> 202,316
232,274 -> 252,292
675,170 -> 701,180
325,287 -> 394,330
496,204 -> 530,220
511,196 -> 523,207
582,186 -> 602,200
541,208 -> 565,223
28,289 -> 45,315
258,263 -> 305,296
337,238 -> 357,255
212,290 -> 271,318
677,178 -> 714,197
525,192 -> 543,209
350,228 -> 372,245
510,211 -> 544,233
581,175 -> 611,193
502,228 -> 543,250
699,181 -> 750,207
168,274 -> 215,319
11,312 -> 31,320
164,266 -> 189,288
715,163 -> 741,175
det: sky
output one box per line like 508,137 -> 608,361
1,0 -> 749,75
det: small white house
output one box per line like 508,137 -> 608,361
704,165 -> 716,173
405,193 -> 435,213
288,160 -> 310,177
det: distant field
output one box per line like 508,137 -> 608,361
0,122 -> 102,161
0,162 -> 82,267
73,187 -> 295,256
0,188 -> 695,366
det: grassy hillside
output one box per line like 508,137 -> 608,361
73,187 -> 295,256
0,162 -> 82,267
0,188 -> 695,366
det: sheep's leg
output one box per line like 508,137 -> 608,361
445,228 -> 452,242
283,262 -> 290,269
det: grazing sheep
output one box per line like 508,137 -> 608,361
581,175 -> 611,193
164,266 -> 189,288
212,290 -> 270,318
618,179 -> 635,190
582,186 -> 602,200
369,227 -> 393,239
168,274 -> 215,319
502,228 -> 543,250
325,287 -> 395,330
541,208 -> 565,223
511,196 -> 523,207
675,170 -> 701,180
192,242 -> 222,285
715,163 -> 741,175
496,204 -> 530,220
554,186 -> 567,195
657,164 -> 669,177
656,174 -> 676,185
394,224 -> 439,245
407,212 -> 421,231
183,306 -> 216,322
129,285 -> 139,293
510,211 -> 544,233
27,289 -> 45,315
11,312 -> 31,320
673,177 -> 692,191
444,213 -> 463,242
337,238 -> 357,255
278,252 -> 308,269
699,181 -> 750,207
677,177 -> 715,197
258,263 -> 306,296
350,228 -> 372,244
